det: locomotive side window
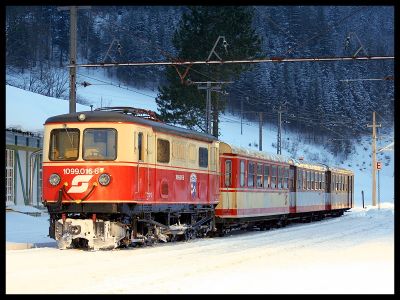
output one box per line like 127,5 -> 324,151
256,164 -> 263,188
199,147 -> 208,168
138,132 -> 143,161
248,162 -> 255,187
49,128 -> 80,161
157,139 -> 170,163
264,164 -> 270,188
225,160 -> 232,187
83,129 -> 117,160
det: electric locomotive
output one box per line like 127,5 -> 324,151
42,107 -> 219,250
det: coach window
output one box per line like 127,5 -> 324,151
248,161 -> 255,187
225,160 -> 232,187
264,164 -> 270,188
297,169 -> 302,191
271,165 -> 277,189
276,166 -> 281,189
306,171 -> 311,190
284,167 -> 289,189
240,160 -> 246,187
312,171 -> 316,190
257,164 -> 263,188
303,170 -> 307,190
322,173 -> 325,190
319,173 -> 324,190
332,174 -> 336,191
157,139 -> 170,163
199,147 -> 208,168
49,128 -> 80,161
83,128 -> 117,161
342,175 -> 345,191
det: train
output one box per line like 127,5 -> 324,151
42,107 -> 354,250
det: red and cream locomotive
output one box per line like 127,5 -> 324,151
42,107 -> 354,250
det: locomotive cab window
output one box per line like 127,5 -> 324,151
49,128 -> 80,161
199,147 -> 208,168
83,128 -> 117,160
157,139 -> 170,163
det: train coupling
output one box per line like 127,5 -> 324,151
55,218 -> 127,250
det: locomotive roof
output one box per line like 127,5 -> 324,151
44,111 -> 218,143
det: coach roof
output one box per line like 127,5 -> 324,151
45,111 -> 217,143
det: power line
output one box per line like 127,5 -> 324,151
77,72 -> 156,99
71,55 -> 394,68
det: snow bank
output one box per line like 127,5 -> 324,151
6,212 -> 54,245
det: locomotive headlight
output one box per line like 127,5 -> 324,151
78,113 -> 86,121
98,173 -> 111,186
49,173 -> 61,186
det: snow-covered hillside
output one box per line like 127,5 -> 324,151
6,73 -> 394,206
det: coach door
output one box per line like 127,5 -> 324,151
135,130 -> 151,201
289,166 -> 296,213
325,171 -> 331,210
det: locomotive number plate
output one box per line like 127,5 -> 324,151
176,175 -> 185,181
63,167 -> 104,175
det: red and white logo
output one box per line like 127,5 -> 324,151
67,175 -> 94,194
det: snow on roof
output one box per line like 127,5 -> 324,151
221,141 -> 294,164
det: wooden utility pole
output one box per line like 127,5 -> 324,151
367,111 -> 381,206
259,112 -> 263,151
58,6 -> 91,113
274,103 -> 287,155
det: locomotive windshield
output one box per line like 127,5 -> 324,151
49,128 -> 80,161
83,128 -> 117,160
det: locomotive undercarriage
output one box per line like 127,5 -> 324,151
47,203 -> 216,250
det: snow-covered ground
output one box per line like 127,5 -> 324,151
6,204 -> 394,294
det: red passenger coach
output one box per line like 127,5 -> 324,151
42,107 -> 219,249
216,142 -> 293,231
